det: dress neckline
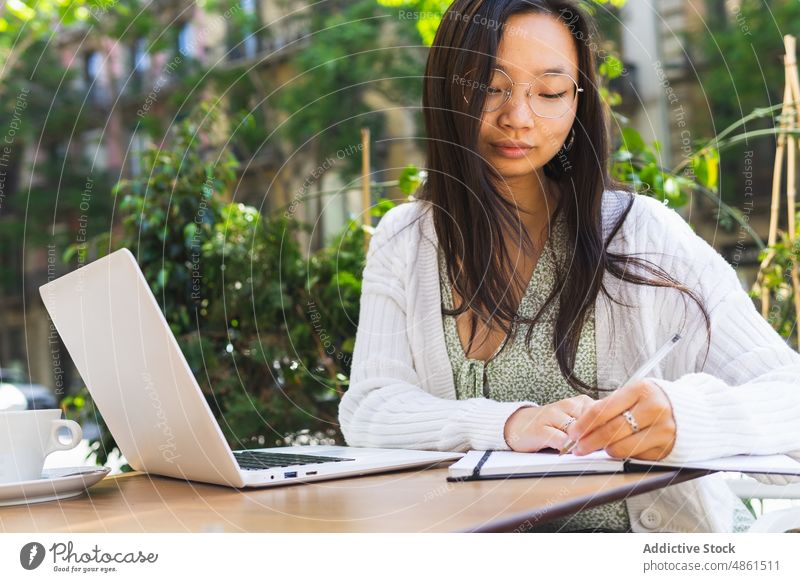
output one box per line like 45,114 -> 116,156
439,211 -> 566,368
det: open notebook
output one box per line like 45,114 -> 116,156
447,450 -> 800,481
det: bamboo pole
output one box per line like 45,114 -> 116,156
783,36 -> 800,348
759,76 -> 792,317
758,35 -> 800,350
361,128 -> 371,254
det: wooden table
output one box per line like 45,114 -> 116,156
0,464 -> 709,532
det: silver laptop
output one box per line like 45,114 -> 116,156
39,248 -> 462,488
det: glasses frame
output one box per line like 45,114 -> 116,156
460,67 -> 584,117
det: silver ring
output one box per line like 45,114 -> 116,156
622,409 -> 639,433
560,417 -> 576,432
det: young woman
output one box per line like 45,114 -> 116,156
339,0 -> 800,532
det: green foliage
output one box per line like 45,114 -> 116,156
693,0 -> 800,205
397,164 -> 426,196
589,0 -> 627,7
65,103 -> 400,464
0,1 -> 91,73
611,127 -> 689,208
377,0 -> 454,46
377,0 -> 626,46
751,219 -> 800,342
272,0 -> 424,179
697,0 -> 800,134
0,29 -> 115,290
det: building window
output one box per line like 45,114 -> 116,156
0,242 -> 22,295
85,50 -> 107,104
128,130 -> 148,177
241,0 -> 259,58
132,38 -> 150,76
178,22 -> 196,58
228,0 -> 261,60
85,50 -> 102,86
83,129 -> 107,170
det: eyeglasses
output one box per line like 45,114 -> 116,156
459,67 -> 583,118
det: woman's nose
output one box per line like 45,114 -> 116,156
499,88 -> 534,128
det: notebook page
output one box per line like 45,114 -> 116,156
449,449 -> 625,478
636,453 -> 800,475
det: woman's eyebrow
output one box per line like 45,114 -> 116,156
496,63 -> 570,75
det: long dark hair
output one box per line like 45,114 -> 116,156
418,0 -> 710,394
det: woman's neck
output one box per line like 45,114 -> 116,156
496,171 -> 558,248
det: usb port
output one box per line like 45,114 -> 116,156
283,471 -> 297,478
305,471 -> 318,476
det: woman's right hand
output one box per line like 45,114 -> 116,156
503,395 -> 595,453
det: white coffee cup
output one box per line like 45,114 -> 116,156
0,409 -> 83,484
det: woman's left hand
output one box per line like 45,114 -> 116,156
564,380 -> 677,461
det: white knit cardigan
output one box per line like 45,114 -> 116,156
338,189 -> 800,533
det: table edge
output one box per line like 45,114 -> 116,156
462,468 -> 714,533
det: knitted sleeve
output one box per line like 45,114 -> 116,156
635,196 -> 800,485
338,204 -> 535,452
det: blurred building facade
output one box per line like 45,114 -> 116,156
618,0 -> 775,287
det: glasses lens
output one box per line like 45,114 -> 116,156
483,69 -> 512,112
461,69 -> 511,112
461,70 -> 579,117
530,73 -> 577,118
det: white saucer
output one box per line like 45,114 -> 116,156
0,466 -> 111,507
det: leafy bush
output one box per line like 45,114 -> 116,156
64,104 -> 389,468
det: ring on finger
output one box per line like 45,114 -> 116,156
622,409 -> 639,434
559,416 -> 576,433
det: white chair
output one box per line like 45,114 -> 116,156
727,477 -> 800,533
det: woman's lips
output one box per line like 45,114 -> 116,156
492,144 -> 534,159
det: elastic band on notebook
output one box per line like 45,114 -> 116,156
472,450 -> 493,478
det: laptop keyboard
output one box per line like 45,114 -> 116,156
233,450 -> 356,471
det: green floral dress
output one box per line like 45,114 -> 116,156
437,212 -> 755,533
